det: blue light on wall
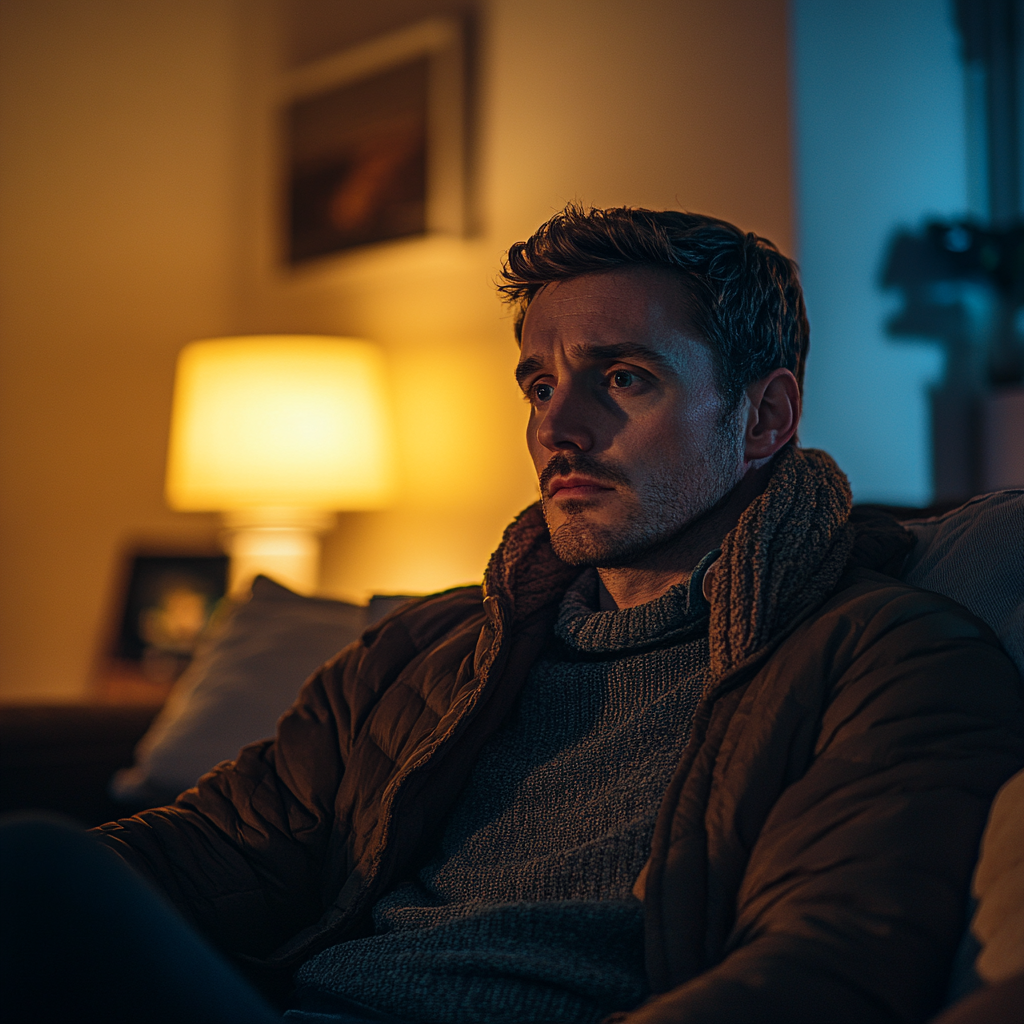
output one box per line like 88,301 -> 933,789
791,0 -> 966,504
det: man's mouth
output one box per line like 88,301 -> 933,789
547,474 -> 616,500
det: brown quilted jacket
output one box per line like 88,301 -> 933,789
96,502 -> 1024,1023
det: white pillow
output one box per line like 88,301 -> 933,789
110,576 -> 411,804
901,489 -> 1024,675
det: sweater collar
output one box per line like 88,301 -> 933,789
484,447 -> 897,677
554,550 -> 718,654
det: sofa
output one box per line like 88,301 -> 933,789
2,491 -> 1022,1021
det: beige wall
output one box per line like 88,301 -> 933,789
250,0 -> 796,605
0,0 -> 794,700
485,0 -> 794,252
0,0 -> 241,700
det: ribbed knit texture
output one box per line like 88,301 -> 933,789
294,562 -> 714,1024
707,446 -> 854,676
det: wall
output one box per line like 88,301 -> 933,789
0,0 -> 241,700
0,0 -> 796,700
791,0 -> 966,504
249,0 -> 797,604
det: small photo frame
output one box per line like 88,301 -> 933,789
97,552 -> 229,700
278,17 -> 467,264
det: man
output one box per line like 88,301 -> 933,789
3,206 -> 1022,1024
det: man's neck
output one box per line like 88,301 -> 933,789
595,461 -> 775,610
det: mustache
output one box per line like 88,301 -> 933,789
538,452 -> 632,495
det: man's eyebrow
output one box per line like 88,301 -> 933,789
514,356 -> 544,387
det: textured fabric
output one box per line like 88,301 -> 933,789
707,445 -> 854,676
902,489 -> 1024,674
93,448 -> 1024,1024
928,972 -> 1024,1024
971,767 -> 1024,984
297,565 -> 712,1024
110,577 -> 411,803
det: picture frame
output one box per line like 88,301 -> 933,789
94,550 -> 229,702
276,16 -> 468,265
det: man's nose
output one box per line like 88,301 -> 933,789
535,381 -> 595,452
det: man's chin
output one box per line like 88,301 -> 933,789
542,493 -> 729,569
549,531 -> 653,568
545,513 -> 650,568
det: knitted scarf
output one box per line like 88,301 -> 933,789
706,445 -> 854,676
484,446 -> 855,677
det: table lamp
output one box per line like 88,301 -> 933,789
165,335 -> 396,596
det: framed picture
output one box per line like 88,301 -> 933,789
96,551 -> 229,701
278,17 -> 467,264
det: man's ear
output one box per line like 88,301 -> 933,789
742,368 -> 801,463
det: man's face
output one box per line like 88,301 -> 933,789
517,267 -> 746,567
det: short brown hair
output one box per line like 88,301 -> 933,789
498,205 -> 809,409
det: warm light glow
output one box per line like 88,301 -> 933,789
166,336 -> 396,511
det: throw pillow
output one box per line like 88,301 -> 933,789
901,489 -> 1024,675
972,766 -> 1024,986
109,576 -> 413,806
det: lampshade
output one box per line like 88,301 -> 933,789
166,336 -> 396,512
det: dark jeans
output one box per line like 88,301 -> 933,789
0,815 -> 392,1024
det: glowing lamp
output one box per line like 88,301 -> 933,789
166,335 -> 395,595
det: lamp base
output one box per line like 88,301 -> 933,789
220,508 -> 336,597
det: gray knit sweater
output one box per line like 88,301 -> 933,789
292,561 -> 713,1024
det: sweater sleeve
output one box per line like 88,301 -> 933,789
625,591 -> 1024,1024
92,643 -> 358,960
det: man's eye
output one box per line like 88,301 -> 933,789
532,383 -> 554,403
609,370 -> 635,388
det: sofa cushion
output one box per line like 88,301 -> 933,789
972,767 -> 1024,985
901,489 -> 1024,675
109,576 -> 411,805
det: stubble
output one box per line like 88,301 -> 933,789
540,410 -> 746,568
